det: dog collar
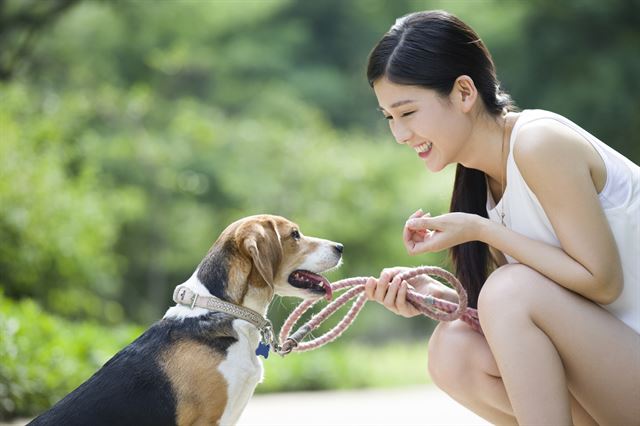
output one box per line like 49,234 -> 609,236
172,285 -> 277,358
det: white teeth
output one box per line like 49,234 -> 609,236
414,142 -> 433,153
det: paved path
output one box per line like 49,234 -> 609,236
238,385 -> 489,426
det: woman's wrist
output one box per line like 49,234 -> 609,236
474,214 -> 495,244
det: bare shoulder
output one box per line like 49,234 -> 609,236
513,117 -> 592,169
511,117 -> 603,190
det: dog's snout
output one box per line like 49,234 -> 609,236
334,243 -> 344,254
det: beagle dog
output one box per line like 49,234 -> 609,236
29,215 -> 343,426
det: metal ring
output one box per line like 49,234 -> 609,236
190,293 -> 199,310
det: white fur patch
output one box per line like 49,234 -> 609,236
218,320 -> 264,425
163,269 -> 212,319
297,237 -> 343,273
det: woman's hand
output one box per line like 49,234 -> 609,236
404,211 -> 483,255
364,266 -> 453,318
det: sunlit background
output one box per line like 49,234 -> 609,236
1,0 -> 638,420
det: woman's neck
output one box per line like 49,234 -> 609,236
458,111 -> 514,186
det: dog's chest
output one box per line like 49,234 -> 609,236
217,320 -> 264,425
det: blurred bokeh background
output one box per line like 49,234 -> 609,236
1,0 -> 638,420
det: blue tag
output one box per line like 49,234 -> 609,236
255,342 -> 270,358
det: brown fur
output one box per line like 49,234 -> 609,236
217,215 -> 327,308
226,256 -> 253,305
160,340 -> 228,426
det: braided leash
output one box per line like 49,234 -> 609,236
275,266 -> 481,356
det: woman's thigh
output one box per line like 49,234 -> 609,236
478,264 -> 640,425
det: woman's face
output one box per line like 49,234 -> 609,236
373,77 -> 470,172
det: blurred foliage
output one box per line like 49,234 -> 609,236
0,0 -> 82,80
503,0 -> 640,161
0,78 -> 450,326
0,83 -> 143,323
0,291 -> 143,420
0,0 -> 638,417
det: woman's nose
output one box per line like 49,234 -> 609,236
391,122 -> 412,145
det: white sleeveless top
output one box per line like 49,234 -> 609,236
486,109 -> 640,334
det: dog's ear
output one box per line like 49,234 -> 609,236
239,219 -> 283,287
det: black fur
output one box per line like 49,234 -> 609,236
197,241 -> 237,301
29,313 -> 238,426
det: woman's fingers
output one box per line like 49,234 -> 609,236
383,279 -> 400,311
374,268 -> 399,300
406,208 -> 425,220
403,213 -> 437,254
405,230 -> 439,255
408,229 -> 452,254
405,215 -> 438,231
403,210 -> 423,245
411,229 -> 427,242
365,268 -> 419,317
396,281 -> 419,317
364,277 -> 377,299
406,237 -> 437,255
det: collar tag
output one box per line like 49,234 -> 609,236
255,341 -> 270,358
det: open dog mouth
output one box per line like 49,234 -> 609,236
288,270 -> 333,301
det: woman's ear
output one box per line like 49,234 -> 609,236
452,75 -> 478,113
240,220 -> 283,287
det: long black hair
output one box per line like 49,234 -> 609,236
366,10 -> 514,308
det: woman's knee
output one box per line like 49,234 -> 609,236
478,264 -> 547,334
479,265 -> 533,315
428,321 -> 481,394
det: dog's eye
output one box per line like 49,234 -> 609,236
291,229 -> 301,240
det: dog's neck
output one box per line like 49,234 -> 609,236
163,268 -> 273,320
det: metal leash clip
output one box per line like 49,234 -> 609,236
278,337 -> 298,355
260,321 -> 285,355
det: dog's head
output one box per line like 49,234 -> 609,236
196,215 -> 342,313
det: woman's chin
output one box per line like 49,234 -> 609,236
424,159 -> 445,173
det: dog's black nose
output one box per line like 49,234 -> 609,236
334,243 -> 344,254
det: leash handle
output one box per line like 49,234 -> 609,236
276,266 -> 482,356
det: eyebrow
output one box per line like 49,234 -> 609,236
377,99 -> 416,112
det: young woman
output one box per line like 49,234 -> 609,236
363,10 -> 639,425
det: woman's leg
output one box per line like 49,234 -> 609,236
478,264 -> 640,425
428,321 -> 599,425
428,320 -> 517,425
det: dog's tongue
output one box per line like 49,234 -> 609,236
320,276 -> 333,301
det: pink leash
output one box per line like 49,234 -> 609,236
276,266 -> 481,356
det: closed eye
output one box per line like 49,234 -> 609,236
383,111 -> 415,120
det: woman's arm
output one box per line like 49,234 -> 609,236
494,120 -> 623,304
406,120 -> 623,305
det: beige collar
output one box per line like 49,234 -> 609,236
173,285 -> 271,330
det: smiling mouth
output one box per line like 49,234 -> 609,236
288,270 -> 333,301
414,142 -> 433,158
